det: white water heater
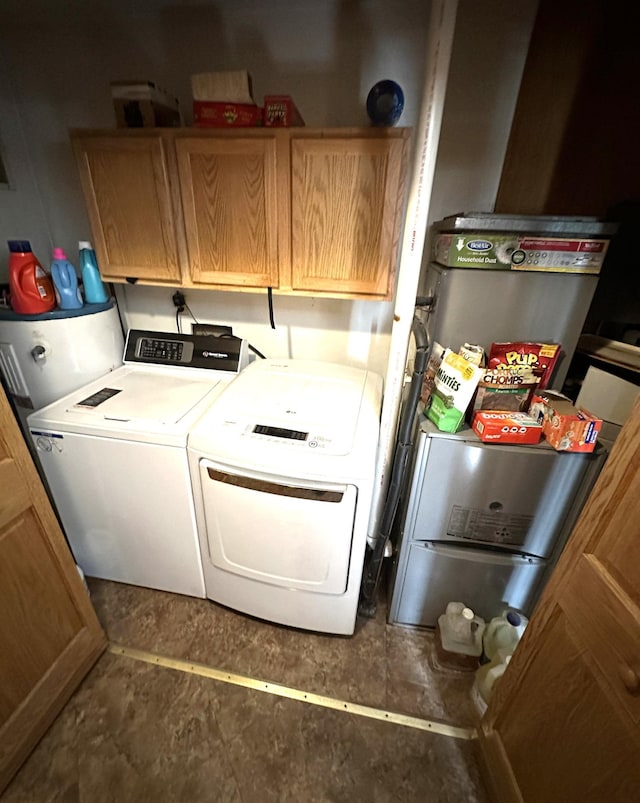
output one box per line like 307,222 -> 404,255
0,301 -> 124,425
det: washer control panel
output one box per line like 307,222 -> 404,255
135,336 -> 194,363
123,329 -> 245,372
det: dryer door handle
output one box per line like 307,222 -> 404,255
206,468 -> 344,503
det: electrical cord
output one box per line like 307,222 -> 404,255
267,287 -> 275,329
219,332 -> 266,359
175,308 -> 181,333
184,303 -> 198,324
249,343 -> 266,359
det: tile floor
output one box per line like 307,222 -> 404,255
3,579 -> 491,802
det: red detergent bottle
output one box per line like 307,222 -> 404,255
8,240 -> 56,314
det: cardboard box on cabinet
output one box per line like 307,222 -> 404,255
111,81 -> 181,128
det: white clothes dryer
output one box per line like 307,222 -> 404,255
187,359 -> 383,634
28,329 -> 248,597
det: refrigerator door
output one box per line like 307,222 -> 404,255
389,542 -> 546,627
421,262 -> 598,387
407,425 -> 593,559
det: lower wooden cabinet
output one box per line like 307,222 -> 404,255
0,390 -> 106,793
71,127 -> 410,299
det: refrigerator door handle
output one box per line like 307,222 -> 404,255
423,542 -> 543,566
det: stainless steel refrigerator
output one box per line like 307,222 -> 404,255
387,214 -> 614,627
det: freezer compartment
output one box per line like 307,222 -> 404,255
199,459 -> 357,594
389,542 -> 546,627
407,431 -> 592,558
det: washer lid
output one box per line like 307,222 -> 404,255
28,364 -> 227,445
71,370 -> 217,425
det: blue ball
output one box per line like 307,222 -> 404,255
366,80 -> 404,126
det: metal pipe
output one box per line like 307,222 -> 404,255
360,315 -> 430,614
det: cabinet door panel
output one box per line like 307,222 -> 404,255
0,391 -> 105,792
291,137 -> 405,298
491,607 -> 640,803
480,398 -> 640,802
176,137 -> 278,288
72,136 -> 181,283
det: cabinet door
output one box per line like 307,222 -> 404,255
0,390 -> 106,793
175,136 -> 279,288
479,398 -> 640,802
72,135 -> 182,283
290,134 -> 407,298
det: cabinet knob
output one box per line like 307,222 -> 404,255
619,664 -> 640,695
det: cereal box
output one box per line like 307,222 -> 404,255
472,412 -> 543,444
529,391 -> 602,452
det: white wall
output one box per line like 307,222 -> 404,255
0,58 -> 52,270
427,0 -> 538,225
0,0 -> 537,374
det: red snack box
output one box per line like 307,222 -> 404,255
193,101 -> 262,127
263,95 -> 305,127
529,391 -> 602,452
472,412 -> 543,444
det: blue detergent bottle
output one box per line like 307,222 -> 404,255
50,247 -> 83,309
79,240 -> 108,303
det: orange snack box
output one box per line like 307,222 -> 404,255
529,391 -> 602,452
472,411 -> 543,444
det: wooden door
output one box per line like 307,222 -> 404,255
0,391 -> 106,793
72,133 -> 182,283
175,134 -> 279,289
290,131 -> 408,299
479,397 -> 640,802
495,0 -> 639,217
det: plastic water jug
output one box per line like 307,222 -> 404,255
483,610 -> 528,662
474,647 -> 513,709
50,248 -> 83,310
79,241 -> 108,303
438,602 -> 485,657
8,240 -> 56,314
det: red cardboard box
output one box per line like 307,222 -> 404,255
193,101 -> 262,127
472,412 -> 543,444
263,95 -> 305,127
529,391 -> 602,452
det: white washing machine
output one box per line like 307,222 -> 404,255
28,329 -> 248,597
187,359 -> 383,635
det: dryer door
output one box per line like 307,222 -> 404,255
199,459 -> 357,594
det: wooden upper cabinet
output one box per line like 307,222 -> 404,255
290,132 -> 409,299
71,128 -> 410,298
71,134 -> 182,283
175,134 -> 279,288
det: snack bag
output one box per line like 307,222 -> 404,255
420,341 -> 445,407
427,348 -> 483,433
472,366 -> 539,413
489,342 -> 560,389
459,342 -> 485,366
